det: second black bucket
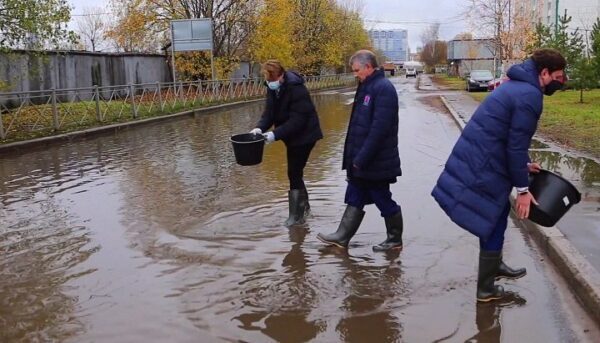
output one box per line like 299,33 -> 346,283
528,169 -> 581,227
230,133 -> 265,166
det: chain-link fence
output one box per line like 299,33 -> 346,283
0,74 -> 356,142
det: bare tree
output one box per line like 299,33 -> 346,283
465,0 -> 508,74
420,22 -> 440,68
75,7 -> 107,52
420,40 -> 447,69
145,0 -> 259,58
465,0 -> 538,72
420,22 -> 440,48
454,32 -> 474,40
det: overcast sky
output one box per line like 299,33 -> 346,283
68,0 -> 470,51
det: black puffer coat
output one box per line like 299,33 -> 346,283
256,71 -> 323,146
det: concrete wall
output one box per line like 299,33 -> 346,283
0,50 -> 172,94
230,61 -> 262,79
447,39 -> 495,60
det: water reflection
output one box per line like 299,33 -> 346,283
465,293 -> 527,343
529,139 -> 550,150
320,248 -> 406,342
235,227 -> 325,342
0,203 -> 95,341
529,150 -> 600,186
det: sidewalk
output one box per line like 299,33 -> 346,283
428,76 -> 600,324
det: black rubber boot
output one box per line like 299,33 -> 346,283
317,205 -> 365,248
477,250 -> 505,302
302,189 -> 311,217
496,261 -> 526,280
285,189 -> 308,227
373,209 -> 403,252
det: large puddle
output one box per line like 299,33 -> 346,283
0,79 -> 595,341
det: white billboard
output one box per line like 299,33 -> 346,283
170,18 -> 215,81
171,19 -> 213,52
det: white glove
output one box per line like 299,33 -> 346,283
249,128 -> 262,135
263,131 -> 275,143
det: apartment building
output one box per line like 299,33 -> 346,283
368,29 -> 409,63
515,0 -> 600,30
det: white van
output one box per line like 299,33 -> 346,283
406,68 -> 417,78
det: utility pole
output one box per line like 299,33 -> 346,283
495,0 -> 501,77
508,0 -> 512,60
555,0 -> 560,34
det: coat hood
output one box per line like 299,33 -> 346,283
284,71 -> 305,85
507,59 -> 541,91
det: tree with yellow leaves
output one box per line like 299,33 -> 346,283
250,0 -> 370,74
105,0 -> 161,52
250,0 -> 295,67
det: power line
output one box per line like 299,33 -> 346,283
364,17 -> 464,26
71,12 -> 111,17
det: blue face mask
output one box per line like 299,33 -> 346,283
267,80 -> 281,91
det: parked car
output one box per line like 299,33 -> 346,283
465,70 -> 494,92
406,67 -> 417,78
488,76 -> 509,91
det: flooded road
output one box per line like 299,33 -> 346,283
1,78 -> 598,342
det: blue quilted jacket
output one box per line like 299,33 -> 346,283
342,68 -> 402,180
431,59 -> 543,239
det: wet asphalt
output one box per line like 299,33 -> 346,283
0,76 -> 598,342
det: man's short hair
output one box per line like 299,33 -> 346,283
349,50 -> 379,68
531,48 -> 567,73
262,60 -> 285,79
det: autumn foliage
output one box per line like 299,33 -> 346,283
251,0 -> 370,75
104,0 -> 371,79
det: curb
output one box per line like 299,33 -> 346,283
440,95 -> 600,324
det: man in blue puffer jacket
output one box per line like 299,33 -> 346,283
318,50 -> 403,252
432,49 -> 567,302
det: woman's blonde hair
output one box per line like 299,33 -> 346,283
262,60 -> 285,80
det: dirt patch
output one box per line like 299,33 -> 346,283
418,95 -> 450,114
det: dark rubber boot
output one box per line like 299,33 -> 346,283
317,205 -> 365,248
285,189 -> 308,227
496,261 -> 526,280
477,250 -> 505,302
373,210 -> 403,252
302,189 -> 311,217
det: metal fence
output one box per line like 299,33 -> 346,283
0,74 -> 356,142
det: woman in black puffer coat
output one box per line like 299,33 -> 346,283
250,60 -> 323,227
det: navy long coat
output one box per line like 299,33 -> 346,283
343,68 -> 402,181
256,71 -> 323,147
431,59 -> 543,240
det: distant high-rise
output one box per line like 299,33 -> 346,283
514,0 -> 600,32
368,29 -> 409,62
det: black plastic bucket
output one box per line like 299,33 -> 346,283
230,133 -> 265,166
528,169 -> 581,227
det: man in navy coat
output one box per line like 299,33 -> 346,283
432,49 -> 567,302
318,50 -> 403,251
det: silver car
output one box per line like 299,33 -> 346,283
465,70 -> 494,92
